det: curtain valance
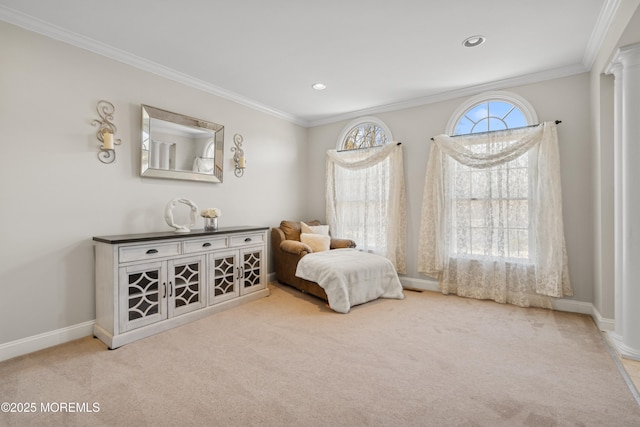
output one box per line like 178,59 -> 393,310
326,143 -> 406,273
431,123 -> 544,169
418,121 -> 572,305
326,142 -> 399,169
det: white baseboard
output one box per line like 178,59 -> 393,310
400,276 -> 616,333
590,305 -> 615,332
0,277 -> 618,362
551,298 -> 593,315
0,320 -> 95,363
608,331 -> 640,361
552,298 -> 616,331
1,273 -> 274,362
400,276 -> 440,292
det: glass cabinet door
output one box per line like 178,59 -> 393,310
209,250 -> 240,305
240,247 -> 264,295
119,261 -> 167,332
168,255 -> 206,317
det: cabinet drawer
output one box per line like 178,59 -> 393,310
119,242 -> 182,263
183,237 -> 228,254
229,233 -> 265,247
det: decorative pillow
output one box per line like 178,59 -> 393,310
280,220 -> 302,241
301,221 -> 329,236
300,233 -> 331,252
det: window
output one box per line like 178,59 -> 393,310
336,117 -> 393,151
327,117 -> 406,272
448,93 -> 537,261
453,100 -> 528,135
333,118 -> 393,253
418,92 -> 571,306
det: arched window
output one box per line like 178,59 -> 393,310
447,92 -> 538,136
448,92 -> 538,260
336,117 -> 393,150
419,91 -> 571,306
328,117 -> 405,271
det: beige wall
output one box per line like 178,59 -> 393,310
307,2 -> 640,322
0,21 -> 308,344
3,2 -> 640,349
307,74 -> 594,303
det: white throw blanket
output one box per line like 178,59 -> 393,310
295,248 -> 404,313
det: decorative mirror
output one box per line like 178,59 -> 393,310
141,105 -> 224,183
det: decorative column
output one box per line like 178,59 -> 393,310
607,42 -> 640,360
607,59 -> 624,344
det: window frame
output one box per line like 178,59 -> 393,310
446,91 -> 538,135
335,116 -> 393,151
447,91 -> 538,261
333,116 -> 394,254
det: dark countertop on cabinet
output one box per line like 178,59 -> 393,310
93,226 -> 269,244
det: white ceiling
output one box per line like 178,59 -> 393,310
0,0 -> 610,126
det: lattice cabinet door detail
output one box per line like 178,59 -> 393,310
119,261 -> 167,332
119,256 -> 206,332
209,250 -> 240,305
168,255 -> 206,318
240,247 -> 264,295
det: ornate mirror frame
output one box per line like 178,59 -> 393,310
141,105 -> 224,183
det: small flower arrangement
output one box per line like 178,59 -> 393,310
200,208 -> 221,218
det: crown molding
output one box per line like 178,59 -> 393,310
583,0 -> 623,71
307,63 -> 587,127
0,4 -> 594,129
0,5 -> 307,127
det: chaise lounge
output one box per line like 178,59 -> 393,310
272,220 -> 405,313
271,220 -> 356,300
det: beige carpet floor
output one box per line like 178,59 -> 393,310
1,283 -> 639,426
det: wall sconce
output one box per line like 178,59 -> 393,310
231,133 -> 246,177
91,100 -> 121,164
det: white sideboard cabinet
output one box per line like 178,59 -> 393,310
93,226 -> 269,349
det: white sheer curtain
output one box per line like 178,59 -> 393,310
326,143 -> 407,273
418,122 -> 572,307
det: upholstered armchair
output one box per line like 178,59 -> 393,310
271,220 -> 356,300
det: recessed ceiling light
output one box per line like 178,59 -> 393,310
462,35 -> 486,48
312,82 -> 326,91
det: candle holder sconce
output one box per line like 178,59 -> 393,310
92,100 -> 121,164
231,133 -> 246,177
